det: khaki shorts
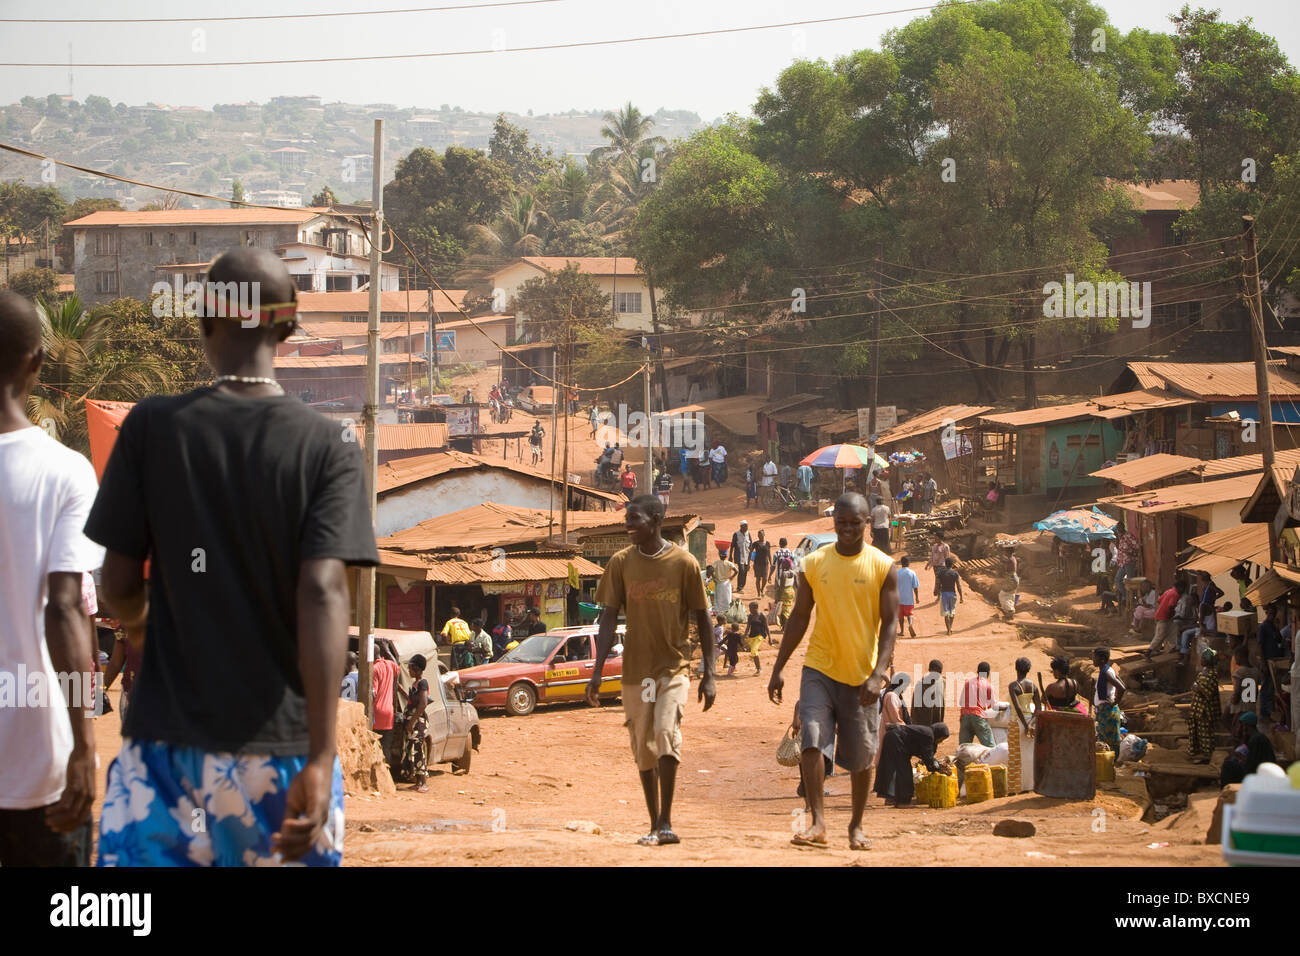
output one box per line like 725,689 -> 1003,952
622,672 -> 689,771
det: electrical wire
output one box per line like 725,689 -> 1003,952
2,3 -> 979,68
0,0 -> 567,23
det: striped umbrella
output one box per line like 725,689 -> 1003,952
799,443 -> 889,471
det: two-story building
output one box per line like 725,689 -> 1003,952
65,207 -> 400,306
486,256 -> 666,335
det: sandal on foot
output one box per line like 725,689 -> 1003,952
791,832 -> 829,848
636,832 -> 661,846
656,828 -> 681,845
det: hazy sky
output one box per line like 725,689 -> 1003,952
1,0 -> 1297,120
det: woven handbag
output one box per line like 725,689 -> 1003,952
776,722 -> 802,767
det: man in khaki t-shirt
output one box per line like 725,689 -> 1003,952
588,495 -> 714,847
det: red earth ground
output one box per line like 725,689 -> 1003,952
85,395 -> 1225,866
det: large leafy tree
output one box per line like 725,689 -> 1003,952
488,113 -> 557,187
635,0 -> 1159,404
510,264 -> 615,397
0,182 -> 68,279
1164,7 -> 1300,311
384,145 -> 513,284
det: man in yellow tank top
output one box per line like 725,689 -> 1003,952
768,493 -> 899,850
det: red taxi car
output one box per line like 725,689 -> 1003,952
456,624 -> 624,716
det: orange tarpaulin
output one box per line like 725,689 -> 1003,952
85,398 -> 134,481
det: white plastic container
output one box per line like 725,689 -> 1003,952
1221,781 -> 1300,866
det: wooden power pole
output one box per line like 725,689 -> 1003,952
1243,215 -> 1278,562
356,119 -> 383,719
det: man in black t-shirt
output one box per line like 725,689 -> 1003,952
524,607 -> 548,637
87,249 -> 378,867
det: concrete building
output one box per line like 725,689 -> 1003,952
486,256 -> 667,334
65,207 -> 399,306
374,450 -> 622,537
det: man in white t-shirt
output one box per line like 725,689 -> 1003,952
870,501 -> 892,553
760,455 -> 778,488
708,442 -> 728,485
0,291 -> 105,866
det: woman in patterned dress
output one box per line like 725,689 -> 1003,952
401,654 -> 431,792
1187,647 -> 1221,764
1007,657 -> 1040,793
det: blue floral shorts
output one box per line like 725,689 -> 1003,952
97,739 -> 344,867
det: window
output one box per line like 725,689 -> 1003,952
293,274 -> 314,292
1161,218 -> 1186,247
244,230 -> 260,248
326,274 -> 352,292
614,292 -> 642,314
94,271 -> 118,294
190,231 -> 198,245
94,231 -> 117,255
146,232 -> 154,247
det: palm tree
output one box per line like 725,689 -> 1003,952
28,295 -> 172,452
553,160 -> 594,223
589,103 -> 665,167
464,191 -> 553,261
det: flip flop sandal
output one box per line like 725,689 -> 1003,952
790,833 -> 829,848
849,838 -> 873,851
636,833 -> 660,846
656,828 -> 681,846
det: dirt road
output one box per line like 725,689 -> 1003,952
335,485 -> 1220,866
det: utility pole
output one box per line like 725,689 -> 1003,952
561,353 -> 571,540
426,287 -> 433,400
868,243 -> 882,438
1243,215 -> 1279,562
548,348 -> 558,529
356,119 -> 383,721
643,360 -> 654,495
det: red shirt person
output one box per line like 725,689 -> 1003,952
1146,581 -> 1185,660
959,664 -> 997,746
372,649 -> 401,770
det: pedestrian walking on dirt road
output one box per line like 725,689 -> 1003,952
0,291 -> 104,867
86,250 -> 378,866
767,493 -> 899,851
587,495 -> 715,846
924,530 -> 951,605
730,521 -> 752,594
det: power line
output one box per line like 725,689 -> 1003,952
1,3 -> 974,67
1,0 -> 566,24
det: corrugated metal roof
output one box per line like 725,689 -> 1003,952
1180,551 -> 1242,575
1118,180 -> 1199,212
981,401 -> 1098,428
1244,567 -> 1300,605
1268,345 -> 1300,358
1195,446 -> 1300,479
67,208 -> 323,226
490,256 -> 644,278
758,393 -> 823,416
661,394 -> 765,437
273,353 -> 426,368
296,290 -> 467,314
874,404 -> 995,447
377,449 -> 622,501
353,423 -> 447,452
575,514 -> 701,538
1185,523 -> 1270,564
983,390 -> 1194,429
1124,360 -> 1300,401
1090,453 -> 1203,487
1097,472 -> 1261,513
379,501 -> 622,551
377,548 -> 604,584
